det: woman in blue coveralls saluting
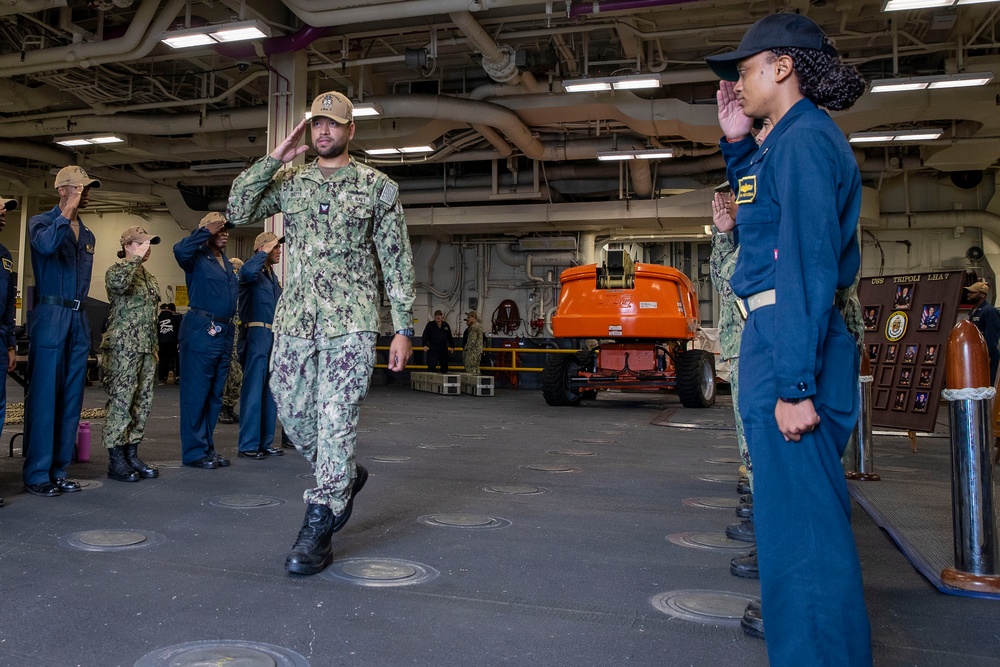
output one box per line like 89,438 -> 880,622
705,13 -> 871,667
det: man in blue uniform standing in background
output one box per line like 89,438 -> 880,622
0,197 -> 19,507
707,13 -> 872,666
965,280 -> 1000,383
236,231 -> 284,460
173,212 -> 238,469
23,166 -> 100,497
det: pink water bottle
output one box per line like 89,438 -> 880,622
76,421 -> 91,462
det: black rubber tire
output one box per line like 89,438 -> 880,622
676,349 -> 717,408
542,354 -> 582,406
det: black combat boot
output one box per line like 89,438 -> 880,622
285,503 -> 335,575
218,405 -> 237,424
124,443 -> 159,478
107,446 -> 140,482
741,599 -> 764,639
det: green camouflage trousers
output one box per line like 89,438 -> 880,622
103,349 -> 156,448
730,356 -> 752,491
270,331 -> 376,512
222,335 -> 242,409
223,358 -> 242,408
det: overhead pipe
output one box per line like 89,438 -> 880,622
0,0 -> 186,77
0,139 -> 74,167
0,107 -> 266,138
570,0 -> 703,17
284,0 -> 544,27
0,0 -> 66,17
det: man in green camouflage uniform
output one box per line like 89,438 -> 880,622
219,257 -> 244,424
227,91 -> 415,576
102,226 -> 162,482
463,310 -> 485,375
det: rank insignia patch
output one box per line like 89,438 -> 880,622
735,176 -> 756,204
319,202 -> 330,215
1,258 -> 10,272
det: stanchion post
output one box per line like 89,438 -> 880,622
940,320 -> 1000,593
846,355 -> 879,481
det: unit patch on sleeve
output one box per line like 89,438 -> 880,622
379,181 -> 399,206
1,258 -> 11,272
735,176 -> 756,205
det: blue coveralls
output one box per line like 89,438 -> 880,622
237,251 -> 281,454
173,228 -> 237,464
0,243 -> 17,432
24,206 -> 94,486
968,301 -> 1000,384
722,98 -> 872,667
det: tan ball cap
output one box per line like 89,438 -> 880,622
54,166 -> 101,189
120,225 -> 161,246
309,91 -> 353,124
198,211 -> 234,230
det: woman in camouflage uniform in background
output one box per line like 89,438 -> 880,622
218,256 -> 244,424
102,226 -> 161,482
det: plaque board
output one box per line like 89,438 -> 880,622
858,271 -> 967,432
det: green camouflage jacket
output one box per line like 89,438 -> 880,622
226,155 -> 415,338
104,256 -> 159,353
709,230 -> 742,361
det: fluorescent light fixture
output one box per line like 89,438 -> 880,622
885,0 -> 1000,8
161,20 -> 271,49
848,129 -> 944,143
563,74 -> 661,93
352,102 -> 382,118
55,135 -> 124,147
883,0 -> 953,10
596,148 -> 675,161
365,145 -> 435,156
870,71 -> 994,92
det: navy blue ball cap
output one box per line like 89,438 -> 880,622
705,13 -> 837,81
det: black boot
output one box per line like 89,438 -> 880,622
730,550 -> 759,579
741,599 -> 764,639
124,443 -> 159,479
285,504 -> 335,575
107,446 -> 140,482
218,405 -> 237,424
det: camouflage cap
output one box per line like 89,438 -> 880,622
253,231 -> 285,249
966,280 -> 990,295
198,211 -> 234,230
0,198 -> 16,211
120,225 -> 161,246
466,311 -> 481,322
309,91 -> 353,124
54,165 -> 102,189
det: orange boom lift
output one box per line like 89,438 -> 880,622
543,250 -> 716,408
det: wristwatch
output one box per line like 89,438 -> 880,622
395,328 -> 414,338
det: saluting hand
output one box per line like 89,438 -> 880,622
270,118 -> 310,164
259,238 -> 280,254
204,219 -> 227,235
717,80 -> 753,143
127,240 -> 151,259
712,192 -> 735,233
61,185 -> 83,220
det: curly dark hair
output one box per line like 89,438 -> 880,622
769,38 -> 866,111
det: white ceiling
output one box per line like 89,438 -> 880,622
1,0 -> 998,235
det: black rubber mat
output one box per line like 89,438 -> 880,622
849,477 -> 1000,600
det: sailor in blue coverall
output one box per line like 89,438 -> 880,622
173,212 -> 238,469
706,14 -> 872,666
23,166 -> 102,497
236,231 -> 284,459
